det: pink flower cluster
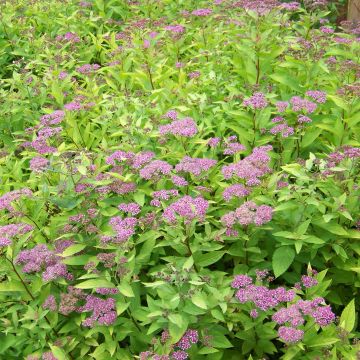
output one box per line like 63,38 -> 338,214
104,216 -> 137,243
16,244 -> 72,282
232,275 -> 295,311
191,8 -> 212,16
159,117 -> 198,137
221,201 -> 273,233
165,25 -> 185,33
305,90 -> 327,103
223,184 -> 250,201
30,156 -> 49,172
106,150 -> 155,168
79,295 -> 117,327
223,136 -> 246,155
290,96 -> 317,113
0,188 -> 32,212
55,32 -> 80,43
243,92 -> 268,110
76,63 -> 100,74
139,160 -> 172,180
273,298 -> 335,342
175,156 -> 217,176
0,223 -> 34,247
270,117 -> 294,138
222,145 -> 272,185
163,195 -> 208,224
118,202 -> 141,215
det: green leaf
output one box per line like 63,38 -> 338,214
49,345 -> 66,360
0,281 -> 25,292
60,244 -> 86,257
195,251 -> 225,267
269,72 -> 302,92
191,292 -> 208,309
272,246 -> 295,278
75,279 -> 115,289
339,299 -> 356,332
118,282 -> 135,297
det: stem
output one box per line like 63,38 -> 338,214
255,56 -> 260,85
7,257 -> 35,301
126,309 -> 141,331
24,214 -> 50,242
251,111 -> 257,146
145,60 -> 155,90
6,257 -> 75,359
184,225 -> 199,272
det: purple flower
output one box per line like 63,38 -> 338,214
118,202 -> 141,215
250,309 -> 259,318
278,326 -> 304,343
231,275 -> 253,289
139,160 -> 172,180
301,275 -> 318,288
42,351 -> 58,360
163,110 -> 178,120
175,156 -> 217,176
0,237 -> 11,247
95,287 -> 119,295
105,216 -> 137,243
320,26 -> 334,34
58,71 -> 68,80
159,117 -> 198,137
188,71 -> 200,79
280,2 -> 300,11
243,92 -> 268,110
171,175 -> 188,187
43,295 -> 57,311
143,39 -> 151,48
163,195 -> 208,224
223,142 -> 246,155
0,189 -> 32,212
56,32 -> 80,43
153,189 -> 179,200
0,223 -> 34,237
207,137 -> 221,147
40,110 -> 65,125
290,96 -> 317,113
191,8 -> 212,16
223,184 -> 250,201
30,156 -> 49,172
270,123 -> 294,138
276,101 -> 289,113
16,244 -> 71,282
222,145 -> 272,185
165,25 -> 185,33
305,90 -> 327,103
297,115 -> 312,124
172,351 -> 188,360
311,305 -> 335,326
76,64 -> 100,75
64,101 -> 82,111
79,295 -> 117,327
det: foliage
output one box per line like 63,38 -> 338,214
0,0 -> 359,359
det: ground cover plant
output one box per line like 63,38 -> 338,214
0,0 -> 359,359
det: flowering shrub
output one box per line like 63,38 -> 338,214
0,0 -> 359,359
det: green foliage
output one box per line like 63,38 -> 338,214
0,0 -> 359,359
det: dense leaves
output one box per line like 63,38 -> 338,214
0,0 -> 359,359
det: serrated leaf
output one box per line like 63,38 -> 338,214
339,299 -> 356,332
272,246 -> 295,278
75,279 -> 115,289
191,292 -> 208,309
118,282 -> 135,297
60,244 -> 86,257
